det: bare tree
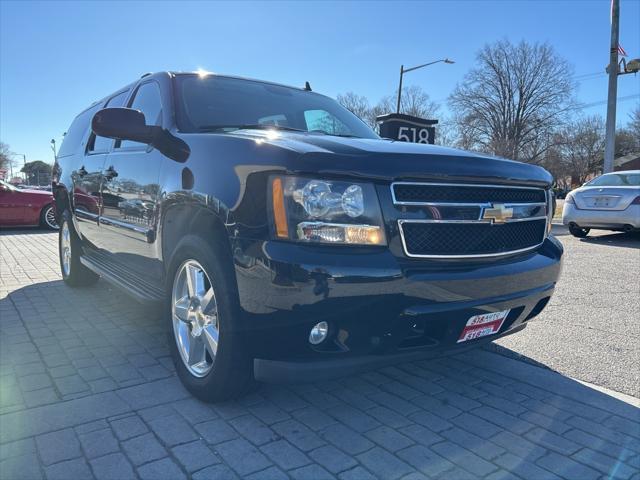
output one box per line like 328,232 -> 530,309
433,116 -> 459,147
615,128 -> 639,157
337,86 -> 440,131
396,85 -> 440,119
449,40 -> 575,163
0,142 -> 12,172
369,95 -> 395,126
540,142 -> 571,189
336,92 -> 373,126
556,116 -> 605,186
629,104 -> 640,140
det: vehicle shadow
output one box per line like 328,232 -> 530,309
0,227 -> 55,236
581,231 -> 640,249
482,342 -> 553,370
551,224 -> 640,249
2,279 -> 638,479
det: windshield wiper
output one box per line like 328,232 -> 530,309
308,129 -> 359,138
199,124 -> 307,133
200,124 -> 362,139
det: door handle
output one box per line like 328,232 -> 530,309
103,166 -> 118,180
77,166 -> 88,178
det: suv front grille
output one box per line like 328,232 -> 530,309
392,183 -> 547,204
392,182 -> 549,258
400,220 -> 547,257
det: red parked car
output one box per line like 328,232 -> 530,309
0,180 -> 58,229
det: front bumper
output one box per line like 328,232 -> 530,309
255,324 -> 527,383
562,203 -> 640,229
232,234 -> 563,381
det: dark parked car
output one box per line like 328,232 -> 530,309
53,72 -> 563,402
0,179 -> 58,229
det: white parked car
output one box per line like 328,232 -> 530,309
562,170 -> 640,237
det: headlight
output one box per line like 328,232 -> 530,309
269,176 -> 386,245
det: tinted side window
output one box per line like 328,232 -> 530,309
119,82 -> 162,149
58,104 -> 101,158
89,91 -> 129,153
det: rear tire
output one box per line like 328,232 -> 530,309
569,224 -> 590,238
167,235 -> 254,402
59,212 -> 99,287
40,204 -> 59,230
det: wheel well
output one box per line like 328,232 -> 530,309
53,185 -> 70,217
162,205 -> 234,274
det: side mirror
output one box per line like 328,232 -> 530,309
92,108 -> 156,144
91,108 -> 190,162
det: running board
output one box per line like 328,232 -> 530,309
80,251 -> 164,303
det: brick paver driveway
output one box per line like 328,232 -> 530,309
1,230 -> 638,480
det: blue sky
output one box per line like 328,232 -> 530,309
1,0 -> 639,165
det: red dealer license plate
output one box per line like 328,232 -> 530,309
457,309 -> 510,343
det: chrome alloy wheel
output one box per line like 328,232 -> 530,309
171,260 -> 219,377
60,221 -> 72,277
45,206 -> 59,229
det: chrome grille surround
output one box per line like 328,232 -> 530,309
392,182 -> 550,258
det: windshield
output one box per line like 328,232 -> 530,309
586,173 -> 640,186
173,74 -> 378,139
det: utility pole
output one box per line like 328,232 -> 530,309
396,65 -> 404,114
604,0 -> 620,173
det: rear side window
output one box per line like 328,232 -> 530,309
88,91 -> 130,153
587,173 -> 640,186
57,103 -> 101,158
119,82 -> 162,149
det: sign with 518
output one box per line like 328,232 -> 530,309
375,113 -> 437,145
397,126 -> 431,143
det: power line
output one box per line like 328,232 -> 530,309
432,93 -> 638,109
431,72 -> 609,103
574,71 -> 606,80
575,73 -> 607,83
572,94 -> 639,111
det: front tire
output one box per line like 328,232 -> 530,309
167,235 -> 253,402
569,224 -> 590,238
59,212 -> 99,287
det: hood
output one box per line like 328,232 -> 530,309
228,130 -> 553,188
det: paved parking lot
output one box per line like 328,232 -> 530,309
1,229 -> 639,480
495,226 -> 640,397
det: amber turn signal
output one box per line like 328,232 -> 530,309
272,177 -> 289,238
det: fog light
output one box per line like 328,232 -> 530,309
309,321 -> 329,345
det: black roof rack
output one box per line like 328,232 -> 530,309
140,72 -> 153,78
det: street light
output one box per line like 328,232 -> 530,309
12,153 -> 26,181
396,58 -> 454,114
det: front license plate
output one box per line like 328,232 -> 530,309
457,309 -> 510,343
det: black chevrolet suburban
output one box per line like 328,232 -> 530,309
53,71 -> 563,402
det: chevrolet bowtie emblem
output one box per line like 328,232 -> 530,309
482,203 -> 514,223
